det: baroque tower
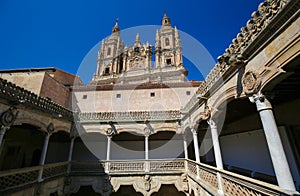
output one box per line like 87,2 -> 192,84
155,12 -> 183,68
91,12 -> 186,85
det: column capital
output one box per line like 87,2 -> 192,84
190,128 -> 198,135
0,125 -> 10,134
207,119 -> 217,129
249,92 -> 272,112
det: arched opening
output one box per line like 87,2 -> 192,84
46,131 -> 70,163
152,184 -> 185,196
73,133 -> 106,161
260,55 -> 300,189
70,186 -> 100,196
149,131 -> 182,159
111,185 -> 142,196
0,124 -> 44,170
165,37 -> 170,46
219,98 -> 277,184
112,132 -> 144,160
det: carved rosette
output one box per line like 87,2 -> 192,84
242,71 -> 261,95
199,106 -> 211,121
0,107 -> 18,127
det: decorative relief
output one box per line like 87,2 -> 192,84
0,107 -> 18,127
78,110 -> 181,122
199,106 -> 211,121
47,122 -> 55,134
242,71 -> 261,95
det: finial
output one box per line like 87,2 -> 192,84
135,33 -> 140,41
112,18 -> 120,33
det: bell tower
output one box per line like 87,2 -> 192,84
93,19 -> 124,80
155,11 -> 183,68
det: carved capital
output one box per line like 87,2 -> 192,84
242,70 -> 261,95
106,128 -> 116,137
47,122 -> 55,134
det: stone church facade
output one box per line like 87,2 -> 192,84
0,0 -> 300,195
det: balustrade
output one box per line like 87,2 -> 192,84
0,159 -> 296,195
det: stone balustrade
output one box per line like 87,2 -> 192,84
0,77 -> 73,121
0,159 -> 296,195
77,110 -> 181,122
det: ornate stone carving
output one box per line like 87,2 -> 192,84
199,106 -> 211,121
0,107 -> 18,127
181,173 -> 189,192
242,71 -> 261,95
106,128 -> 116,137
144,175 -> 151,192
47,122 -> 55,134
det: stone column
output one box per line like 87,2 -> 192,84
182,134 -> 188,159
38,133 -> 50,181
0,126 -> 9,150
67,137 -> 75,173
250,93 -> 296,191
105,135 -> 112,173
208,120 -> 224,195
208,120 -> 223,170
145,135 -> 150,172
191,128 -> 200,163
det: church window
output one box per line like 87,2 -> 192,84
107,47 -> 111,56
186,91 -> 191,96
166,58 -> 172,65
105,67 -> 110,75
150,92 -> 155,97
134,47 -> 140,52
116,94 -> 121,98
165,38 -> 170,46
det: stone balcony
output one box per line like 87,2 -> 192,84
0,159 -> 297,195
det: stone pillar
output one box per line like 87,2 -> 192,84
145,135 -> 149,160
67,137 -> 75,173
191,128 -> 200,163
105,135 -> 112,173
208,120 -> 223,170
38,133 -> 50,181
0,126 -> 9,150
250,93 -> 296,191
182,134 -> 188,159
145,135 -> 150,172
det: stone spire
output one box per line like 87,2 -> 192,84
134,33 -> 141,48
112,18 -> 120,33
161,10 -> 171,26
174,26 -> 181,48
155,29 -> 160,48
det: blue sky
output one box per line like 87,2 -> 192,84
0,0 -> 263,83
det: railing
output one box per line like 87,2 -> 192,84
0,162 -> 69,192
181,0 -> 294,114
78,110 -> 181,122
0,77 -> 73,120
0,159 -> 297,195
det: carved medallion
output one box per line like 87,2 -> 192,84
199,106 -> 211,121
0,107 -> 18,127
242,71 -> 261,95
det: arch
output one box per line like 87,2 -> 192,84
0,124 -> 44,170
14,117 -> 48,133
46,131 -> 71,163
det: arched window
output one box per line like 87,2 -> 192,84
107,47 -> 111,56
165,38 -> 170,46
